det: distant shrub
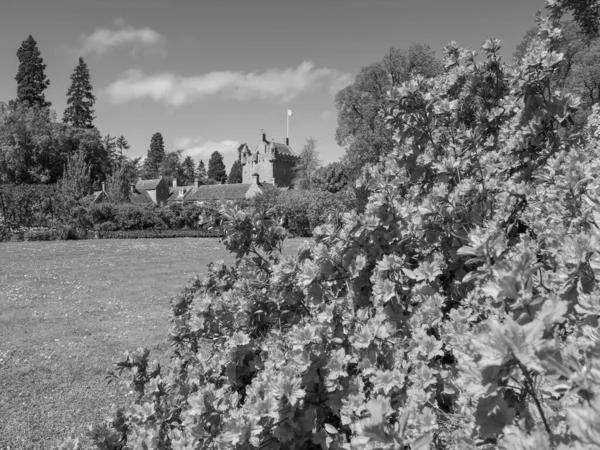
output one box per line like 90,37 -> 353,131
0,184 -> 61,229
23,228 -> 57,241
247,186 -> 356,236
96,229 -> 222,239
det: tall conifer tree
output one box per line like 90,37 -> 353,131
143,132 -> 166,178
207,151 -> 227,184
15,35 -> 51,108
63,57 -> 96,128
182,156 -> 196,185
196,160 -> 207,179
228,160 -> 243,184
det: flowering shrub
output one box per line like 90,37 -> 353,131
66,17 -> 600,450
247,187 -> 357,237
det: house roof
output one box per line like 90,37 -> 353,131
129,189 -> 154,205
272,142 -> 295,156
254,138 -> 295,157
136,178 -> 163,190
168,185 -> 195,202
185,184 -> 255,202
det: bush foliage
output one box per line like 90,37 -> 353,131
247,186 -> 357,237
63,16 -> 600,450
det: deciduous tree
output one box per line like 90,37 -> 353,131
63,57 -> 96,128
547,0 -> 600,38
159,150 -> 185,186
105,164 -> 131,203
293,137 -> 321,190
515,19 -> 600,127
313,161 -> 350,193
58,150 -> 91,201
335,44 -> 442,179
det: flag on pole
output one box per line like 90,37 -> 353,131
287,109 -> 293,116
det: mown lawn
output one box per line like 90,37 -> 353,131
0,237 -> 305,449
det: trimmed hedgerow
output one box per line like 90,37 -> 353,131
95,229 -> 223,239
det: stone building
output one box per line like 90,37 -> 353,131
239,131 -> 297,187
168,175 -> 263,205
127,177 -> 170,205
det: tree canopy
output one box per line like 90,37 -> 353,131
63,57 -> 96,129
207,151 -> 227,184
196,159 -> 207,179
515,19 -> 600,127
227,159 -> 243,184
143,132 -> 166,179
293,136 -> 321,190
335,44 -> 442,179
181,156 -> 196,185
15,35 -> 51,108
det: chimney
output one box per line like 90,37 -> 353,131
172,178 -> 177,188
252,174 -> 259,185
194,178 -> 200,188
261,129 -> 266,142
101,182 -> 106,192
130,183 -> 136,193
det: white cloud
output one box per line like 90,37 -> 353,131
79,18 -> 166,56
175,137 -> 241,167
104,61 -> 352,106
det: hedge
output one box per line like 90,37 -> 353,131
95,228 -> 223,239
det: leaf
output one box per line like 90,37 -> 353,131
475,395 -> 515,439
412,433 -> 433,450
324,423 -> 338,434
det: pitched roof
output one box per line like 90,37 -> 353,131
168,185 -> 195,202
129,189 -> 154,205
185,184 -> 254,202
136,178 -> 162,190
272,142 -> 295,156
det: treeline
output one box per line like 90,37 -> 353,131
0,182 -> 356,241
0,35 -> 237,200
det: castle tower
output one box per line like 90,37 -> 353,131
240,130 -> 297,187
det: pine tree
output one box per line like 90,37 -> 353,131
143,132 -> 165,178
228,159 -> 243,184
207,151 -> 227,184
182,156 -> 195,185
116,135 -> 131,159
196,160 -> 207,179
15,35 -> 51,108
63,57 -> 96,128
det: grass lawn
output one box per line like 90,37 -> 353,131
0,237 -> 305,449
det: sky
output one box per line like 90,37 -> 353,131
0,0 -> 547,173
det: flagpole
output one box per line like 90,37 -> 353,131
286,111 -> 289,143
